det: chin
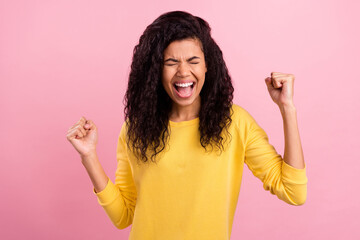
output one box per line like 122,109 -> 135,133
172,95 -> 200,107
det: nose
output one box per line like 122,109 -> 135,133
176,62 -> 191,78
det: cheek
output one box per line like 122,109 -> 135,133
193,63 -> 206,75
194,68 -> 206,90
194,68 -> 206,81
162,68 -> 173,81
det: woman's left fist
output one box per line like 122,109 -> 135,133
265,72 -> 295,107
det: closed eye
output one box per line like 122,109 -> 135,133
164,56 -> 201,66
164,62 -> 199,66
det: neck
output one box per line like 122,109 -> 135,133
169,97 -> 201,122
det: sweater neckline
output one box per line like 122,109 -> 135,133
169,117 -> 199,127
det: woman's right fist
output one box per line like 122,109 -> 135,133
66,116 -> 98,157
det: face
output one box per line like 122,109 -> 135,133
161,38 -> 207,110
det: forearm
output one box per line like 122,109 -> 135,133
81,152 -> 109,193
279,104 -> 305,169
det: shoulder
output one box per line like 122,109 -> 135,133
229,103 -> 260,134
230,103 -> 256,123
229,104 -> 267,142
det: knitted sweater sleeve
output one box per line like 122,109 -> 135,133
243,110 -> 308,206
92,122 -> 137,229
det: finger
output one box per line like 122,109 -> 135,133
271,72 -> 288,77
272,81 -> 279,88
74,127 -> 85,138
69,118 -> 86,132
67,128 -> 84,140
76,124 -> 87,136
68,121 -> 87,132
273,74 -> 288,79
68,123 -> 80,132
68,125 -> 87,137
77,116 -> 87,124
271,72 -> 295,80
271,78 -> 283,88
273,76 -> 293,85
271,72 -> 282,78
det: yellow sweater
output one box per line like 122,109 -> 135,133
93,104 -> 308,240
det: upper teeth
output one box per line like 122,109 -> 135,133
175,82 -> 193,87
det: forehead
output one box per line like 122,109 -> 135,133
163,38 -> 204,57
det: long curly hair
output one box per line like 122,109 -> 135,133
124,11 -> 234,164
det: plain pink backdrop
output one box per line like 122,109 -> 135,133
1,0 -> 359,239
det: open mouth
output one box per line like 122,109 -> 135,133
173,82 -> 195,98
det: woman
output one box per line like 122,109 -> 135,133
66,11 -> 307,240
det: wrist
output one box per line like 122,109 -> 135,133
279,103 -> 296,115
81,151 -> 98,164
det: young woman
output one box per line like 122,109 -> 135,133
66,11 -> 307,240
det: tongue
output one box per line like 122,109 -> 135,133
177,86 -> 192,96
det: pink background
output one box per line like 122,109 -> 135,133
1,0 -> 359,239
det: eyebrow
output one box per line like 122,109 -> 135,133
164,56 -> 200,63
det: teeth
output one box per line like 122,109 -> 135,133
175,82 -> 193,87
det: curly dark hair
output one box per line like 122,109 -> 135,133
124,11 -> 234,164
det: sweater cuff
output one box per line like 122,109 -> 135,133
93,178 -> 120,206
282,161 -> 308,184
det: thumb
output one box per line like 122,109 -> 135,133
265,77 -> 273,89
